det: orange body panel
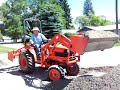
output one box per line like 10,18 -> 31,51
8,46 -> 36,61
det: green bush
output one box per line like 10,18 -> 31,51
64,32 -> 76,38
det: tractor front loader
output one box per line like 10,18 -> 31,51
8,33 -> 88,81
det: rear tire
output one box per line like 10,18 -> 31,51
19,51 -> 35,74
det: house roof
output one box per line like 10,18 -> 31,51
86,24 -> 120,31
78,24 -> 120,32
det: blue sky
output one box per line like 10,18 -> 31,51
0,0 -> 120,22
68,0 -> 120,21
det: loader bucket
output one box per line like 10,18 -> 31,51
84,37 -> 119,52
70,35 -> 88,55
79,30 -> 119,52
8,51 -> 15,61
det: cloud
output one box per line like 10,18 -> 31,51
0,0 -> 7,6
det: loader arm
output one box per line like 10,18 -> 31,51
42,34 -> 72,51
41,34 -> 88,56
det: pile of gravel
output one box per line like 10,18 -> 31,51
81,30 -> 119,39
40,66 -> 120,90
63,65 -> 120,90
80,30 -> 119,52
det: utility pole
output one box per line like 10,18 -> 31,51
115,0 -> 119,35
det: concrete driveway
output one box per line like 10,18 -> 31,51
0,43 -> 120,68
80,46 -> 120,68
0,43 -> 24,48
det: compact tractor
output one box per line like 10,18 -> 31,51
8,19 -> 88,80
8,19 -> 118,81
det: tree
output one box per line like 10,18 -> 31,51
59,0 -> 72,29
51,0 -> 72,29
0,0 -> 27,41
75,15 -> 90,28
75,15 -> 111,28
38,4 -> 65,38
83,0 -> 94,16
0,0 -> 66,40
89,15 -> 111,26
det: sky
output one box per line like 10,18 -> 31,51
68,0 -> 120,22
0,0 -> 7,6
0,0 -> 120,24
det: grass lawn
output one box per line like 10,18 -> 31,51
114,42 -> 120,46
0,46 -> 16,54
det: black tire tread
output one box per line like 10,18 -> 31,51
19,51 -> 35,74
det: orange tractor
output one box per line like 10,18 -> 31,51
8,19 -> 89,81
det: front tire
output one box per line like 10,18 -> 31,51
19,51 -> 35,74
66,63 -> 79,76
48,65 -> 64,81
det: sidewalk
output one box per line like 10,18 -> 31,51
0,43 -> 24,49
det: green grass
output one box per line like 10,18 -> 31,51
0,46 -> 16,54
114,42 -> 120,46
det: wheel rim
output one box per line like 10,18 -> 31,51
20,56 -> 27,69
49,69 -> 61,81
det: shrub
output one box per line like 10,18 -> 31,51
64,32 -> 76,38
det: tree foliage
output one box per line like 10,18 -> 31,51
58,0 -> 72,29
83,0 -> 94,16
0,0 -> 67,40
50,0 -> 72,29
0,0 -> 26,40
75,15 -> 111,28
38,4 -> 65,38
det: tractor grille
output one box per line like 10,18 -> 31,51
55,49 -> 74,57
55,49 -> 68,57
55,52 -> 68,57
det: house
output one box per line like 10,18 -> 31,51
78,24 -> 120,35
